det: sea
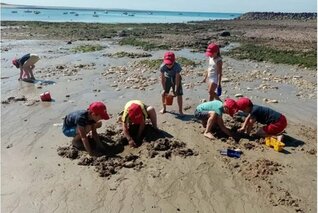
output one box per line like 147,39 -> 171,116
1,7 -> 241,23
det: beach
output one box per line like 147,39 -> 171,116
1,15 -> 317,213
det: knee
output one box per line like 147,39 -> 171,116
147,106 -> 155,113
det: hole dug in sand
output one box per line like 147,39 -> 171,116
57,124 -> 198,178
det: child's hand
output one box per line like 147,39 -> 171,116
237,127 -> 245,133
128,139 -> 137,148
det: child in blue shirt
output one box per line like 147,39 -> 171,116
63,102 -> 110,156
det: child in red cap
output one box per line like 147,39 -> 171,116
12,53 -> 40,81
202,43 -> 223,101
160,51 -> 184,115
194,99 -> 238,140
62,101 -> 110,156
236,97 -> 287,142
121,100 -> 158,147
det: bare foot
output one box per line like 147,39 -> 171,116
277,134 -> 284,142
179,111 -> 184,116
160,109 -> 166,114
204,132 -> 215,139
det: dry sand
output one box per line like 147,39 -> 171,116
1,37 -> 317,213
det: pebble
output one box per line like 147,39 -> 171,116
235,93 -> 244,98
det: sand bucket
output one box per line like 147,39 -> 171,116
40,91 -> 52,102
165,94 -> 174,105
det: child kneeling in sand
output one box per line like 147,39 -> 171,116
236,97 -> 287,142
194,99 -> 238,140
62,102 -> 110,156
121,100 -> 158,147
12,53 -> 40,81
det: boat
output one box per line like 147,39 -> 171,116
34,11 -> 41,14
24,10 -> 32,13
128,14 -> 135,17
11,11 -> 18,13
70,11 -> 76,14
123,12 -> 128,15
63,12 -> 68,15
93,14 -> 99,17
74,13 -> 79,16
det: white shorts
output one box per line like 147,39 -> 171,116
23,54 -> 40,67
208,75 -> 218,85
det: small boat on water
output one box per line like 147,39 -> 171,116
11,11 -> 18,13
93,14 -> 99,17
123,12 -> 128,15
34,11 -> 41,14
70,11 -> 76,14
63,12 -> 68,15
75,13 -> 79,16
128,14 -> 135,17
24,10 -> 32,13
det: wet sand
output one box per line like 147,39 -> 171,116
1,26 -> 317,213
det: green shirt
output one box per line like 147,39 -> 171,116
196,100 -> 224,116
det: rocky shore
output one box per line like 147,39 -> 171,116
236,12 -> 317,20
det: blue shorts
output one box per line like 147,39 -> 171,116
194,110 -> 209,120
63,126 -> 77,137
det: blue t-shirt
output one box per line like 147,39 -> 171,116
196,100 -> 224,116
160,62 -> 182,78
63,110 -> 96,128
18,53 -> 31,66
251,105 -> 281,124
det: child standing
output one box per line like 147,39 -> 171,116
202,43 -> 223,101
194,98 -> 238,140
12,53 -> 40,81
236,97 -> 287,142
121,100 -> 158,147
62,102 -> 110,156
160,51 -> 184,115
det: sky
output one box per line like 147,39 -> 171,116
4,0 -> 317,13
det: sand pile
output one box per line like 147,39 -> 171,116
57,124 -> 197,178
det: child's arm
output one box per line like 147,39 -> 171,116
19,67 -> 24,80
161,73 -> 166,93
91,125 -> 100,144
238,114 -> 251,132
217,116 -> 235,138
78,126 -> 93,155
122,122 -> 136,147
216,60 -> 223,87
201,70 -> 208,83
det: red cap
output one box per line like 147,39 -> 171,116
88,102 -> 109,120
163,51 -> 175,65
205,43 -> 219,57
224,98 -> 238,117
128,103 -> 143,124
236,97 -> 253,111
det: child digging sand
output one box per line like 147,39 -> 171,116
62,102 -> 110,156
236,97 -> 287,142
194,99 -> 238,140
12,53 -> 40,81
160,51 -> 184,115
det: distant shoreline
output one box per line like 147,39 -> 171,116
1,2 -> 239,14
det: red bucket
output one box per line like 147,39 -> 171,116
40,92 -> 52,102
165,94 -> 174,106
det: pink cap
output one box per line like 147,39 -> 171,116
128,103 -> 143,124
224,98 -> 238,117
163,52 -> 175,65
236,97 -> 253,111
88,102 -> 110,120
205,43 -> 219,57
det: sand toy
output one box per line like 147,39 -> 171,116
165,94 -> 174,105
265,137 -> 285,152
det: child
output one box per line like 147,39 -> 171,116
194,98 -> 238,140
160,51 -> 184,115
236,97 -> 287,142
12,53 -> 40,81
202,43 -> 223,101
62,101 -> 110,156
121,100 -> 158,147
